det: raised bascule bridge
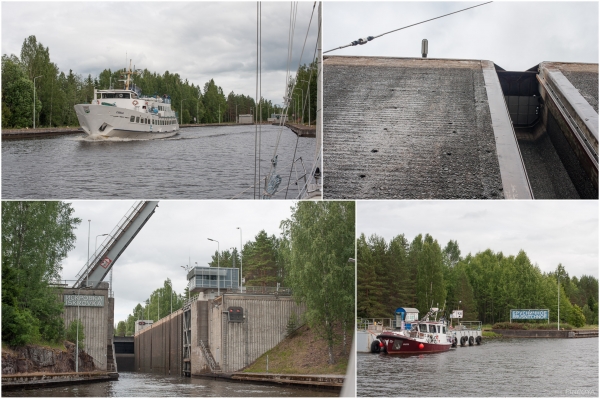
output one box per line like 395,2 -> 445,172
59,201 -> 305,378
323,56 -> 598,199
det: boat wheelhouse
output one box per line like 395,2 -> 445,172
74,61 -> 179,139
372,308 -> 453,354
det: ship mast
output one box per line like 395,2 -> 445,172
119,59 -> 137,91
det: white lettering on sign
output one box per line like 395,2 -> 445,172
451,310 -> 463,319
64,295 -> 105,307
511,309 -> 549,319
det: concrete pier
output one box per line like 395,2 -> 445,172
285,123 -> 316,137
1,371 -> 118,391
61,283 -> 114,371
2,127 -> 83,140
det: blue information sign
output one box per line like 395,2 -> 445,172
510,309 -> 549,321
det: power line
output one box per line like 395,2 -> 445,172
324,2 -> 492,54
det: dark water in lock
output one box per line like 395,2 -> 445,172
357,338 -> 598,397
3,371 -> 337,397
2,125 -> 316,199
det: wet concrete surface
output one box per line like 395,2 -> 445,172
323,57 -> 504,199
517,133 -> 580,199
556,65 -> 599,114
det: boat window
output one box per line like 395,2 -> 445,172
436,325 -> 440,333
130,116 -> 135,122
419,324 -> 427,332
132,93 -> 138,99
136,116 -> 139,123
429,325 -> 436,333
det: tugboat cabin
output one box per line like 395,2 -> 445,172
395,307 -> 419,330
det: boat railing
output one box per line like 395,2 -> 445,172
357,318 -> 393,331
450,321 -> 482,331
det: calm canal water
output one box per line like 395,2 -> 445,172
358,338 -> 598,397
2,125 -> 316,199
3,371 -> 337,397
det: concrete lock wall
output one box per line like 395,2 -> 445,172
208,294 -> 306,373
136,294 -> 306,376
61,286 -> 111,370
134,309 -> 183,375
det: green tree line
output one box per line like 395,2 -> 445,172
358,233 -> 598,328
2,201 -> 81,346
2,35 -> 313,128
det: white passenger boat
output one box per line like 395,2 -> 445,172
74,61 -> 179,139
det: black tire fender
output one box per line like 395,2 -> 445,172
371,339 -> 381,353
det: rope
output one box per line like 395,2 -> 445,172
264,2 -> 317,198
324,2 -> 492,54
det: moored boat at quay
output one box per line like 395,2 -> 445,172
74,61 -> 179,139
372,308 -> 453,354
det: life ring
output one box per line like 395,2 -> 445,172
132,100 -> 139,106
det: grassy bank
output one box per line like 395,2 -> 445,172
242,324 -> 349,375
482,331 -> 502,338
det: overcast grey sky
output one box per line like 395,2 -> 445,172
324,2 -> 598,71
357,201 -> 599,279
1,2 -> 319,104
62,200 -> 297,324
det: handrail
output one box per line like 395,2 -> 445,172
199,339 -> 217,372
111,338 -> 117,373
75,201 -> 146,282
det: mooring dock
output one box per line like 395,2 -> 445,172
1,371 -> 119,391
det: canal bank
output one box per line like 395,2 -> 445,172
491,329 -> 598,338
1,371 -> 118,392
1,371 -> 337,397
191,372 -> 342,393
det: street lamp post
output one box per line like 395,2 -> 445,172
558,270 -> 560,331
86,220 -> 91,287
236,227 -> 243,292
297,88 -> 304,125
75,284 -> 92,373
301,80 -> 310,126
207,238 -> 220,296
180,99 -> 187,125
33,75 -> 43,128
181,265 -> 190,301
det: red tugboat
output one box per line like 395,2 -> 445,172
374,308 -> 453,354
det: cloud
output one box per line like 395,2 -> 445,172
324,2 -> 598,71
1,2 -> 319,104
357,200 -> 599,279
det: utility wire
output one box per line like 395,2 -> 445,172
324,1 -> 492,54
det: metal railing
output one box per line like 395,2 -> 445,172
357,318 -> 393,331
450,321 -> 482,330
199,339 -> 218,372
75,201 -> 147,286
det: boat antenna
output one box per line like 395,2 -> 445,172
324,1 -> 492,54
